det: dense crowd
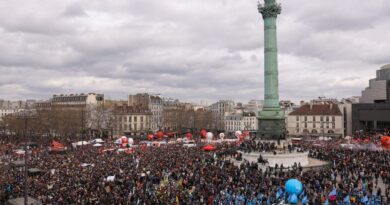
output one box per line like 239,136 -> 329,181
239,141 -> 278,153
0,134 -> 389,204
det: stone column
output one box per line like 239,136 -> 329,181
259,0 -> 281,108
257,0 -> 285,139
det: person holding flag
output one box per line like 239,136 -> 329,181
360,194 -> 368,204
342,194 -> 350,205
276,187 -> 283,200
328,187 -> 337,202
301,194 -> 309,205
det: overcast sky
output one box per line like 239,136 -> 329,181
0,0 -> 389,104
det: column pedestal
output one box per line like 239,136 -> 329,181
258,108 -> 285,139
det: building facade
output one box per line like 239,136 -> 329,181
51,93 -> 104,107
287,103 -> 344,137
352,103 -> 390,132
113,105 -> 152,136
0,100 -> 35,120
225,112 -> 258,133
338,97 -> 360,137
128,93 -> 162,131
243,100 -> 263,114
361,64 -> 390,103
161,98 -> 191,131
208,100 -> 235,131
351,64 -> 390,132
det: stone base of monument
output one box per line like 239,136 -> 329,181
238,151 -> 329,171
261,152 -> 309,167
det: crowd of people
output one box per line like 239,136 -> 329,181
239,141 -> 277,153
0,133 -> 389,204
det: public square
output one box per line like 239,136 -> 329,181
1,0 -> 390,204
1,133 -> 390,204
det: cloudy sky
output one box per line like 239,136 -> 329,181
1,0 -> 389,104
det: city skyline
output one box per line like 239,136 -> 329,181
0,0 -> 389,102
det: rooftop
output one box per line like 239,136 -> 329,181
380,64 -> 390,70
289,103 -> 342,116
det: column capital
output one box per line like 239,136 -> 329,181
258,1 -> 281,19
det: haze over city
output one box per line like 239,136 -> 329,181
1,0 -> 389,103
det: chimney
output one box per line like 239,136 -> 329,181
310,103 -> 313,110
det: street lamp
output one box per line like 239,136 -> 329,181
15,110 -> 37,205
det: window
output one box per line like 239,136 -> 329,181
332,123 -> 335,129
296,116 -> 299,121
332,116 -> 335,122
313,123 -> 316,128
296,129 -> 299,133
326,124 -> 329,129
296,123 -> 299,128
321,123 -> 324,128
134,124 -> 137,130
304,123 -> 307,128
313,116 -> 316,122
304,116 -> 307,121
326,116 -> 329,122
134,116 -> 137,122
141,116 -> 144,122
320,116 -> 323,121
129,117 -> 132,122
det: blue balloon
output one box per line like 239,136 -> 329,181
285,179 -> 303,195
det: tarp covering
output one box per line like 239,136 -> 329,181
76,141 -> 90,146
203,144 -> 216,151
6,197 -> 42,205
10,160 -> 25,167
91,138 -> 104,143
28,168 -> 44,173
51,140 -> 65,152
93,143 -> 103,147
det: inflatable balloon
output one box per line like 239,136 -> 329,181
381,136 -> 390,145
381,136 -> 390,146
120,136 -> 128,148
285,179 -> 303,195
200,130 -> 207,138
186,133 -> 193,140
147,134 -> 154,141
219,133 -> 225,140
128,138 -> 134,145
235,131 -> 242,139
206,132 -> 213,141
156,131 -> 164,139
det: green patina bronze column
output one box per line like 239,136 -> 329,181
257,0 -> 285,139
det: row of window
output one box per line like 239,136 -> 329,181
297,122 -> 335,129
117,116 -> 145,122
53,96 -> 88,102
296,129 -> 335,134
118,123 -> 147,131
296,116 -> 336,122
152,111 -> 162,116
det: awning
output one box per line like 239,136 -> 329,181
6,197 -> 42,205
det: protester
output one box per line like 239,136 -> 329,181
0,132 -> 389,204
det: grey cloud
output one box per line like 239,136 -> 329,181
0,0 -> 388,103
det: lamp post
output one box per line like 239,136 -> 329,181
15,110 -> 37,205
193,110 -> 197,137
81,107 -> 86,143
